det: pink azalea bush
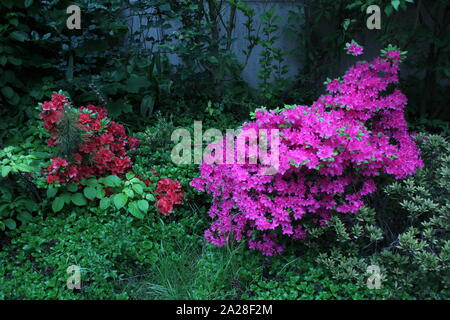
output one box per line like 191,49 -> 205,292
191,44 -> 423,255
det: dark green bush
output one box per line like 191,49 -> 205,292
301,134 -> 450,299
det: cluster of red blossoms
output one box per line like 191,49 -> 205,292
40,93 -> 140,184
154,178 -> 184,215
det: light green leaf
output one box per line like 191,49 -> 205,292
391,0 -> 400,10
83,187 -> 97,200
1,166 -> 11,177
124,188 -> 135,198
99,197 -> 110,210
103,175 -> 122,187
113,193 -> 128,210
132,183 -> 144,195
137,200 -> 149,213
128,201 -> 144,219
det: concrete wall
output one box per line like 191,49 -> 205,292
126,1 -> 417,88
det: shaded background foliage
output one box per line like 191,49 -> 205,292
1,0 -> 448,136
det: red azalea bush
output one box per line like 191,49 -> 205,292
39,92 -> 184,216
40,92 -> 140,184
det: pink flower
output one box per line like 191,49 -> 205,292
346,41 -> 364,56
191,45 -> 422,255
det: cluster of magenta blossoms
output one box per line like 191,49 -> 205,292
191,45 -> 423,255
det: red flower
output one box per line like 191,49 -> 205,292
46,175 -> 57,184
128,137 -> 140,149
156,197 -> 173,215
40,93 -> 137,184
154,178 -> 184,215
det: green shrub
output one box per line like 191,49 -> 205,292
303,134 -> 450,299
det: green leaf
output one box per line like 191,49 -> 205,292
9,31 -> 28,42
103,175 -> 122,187
123,188 -> 134,198
16,163 -> 34,172
99,197 -> 110,210
24,0 -> 33,8
17,211 -> 32,222
125,172 -> 135,180
96,187 -> 106,199
66,184 -> 78,192
83,187 -> 97,200
1,86 -> 14,99
71,193 -> 87,206
1,166 -> 11,177
128,201 -> 144,219
4,219 -> 16,230
146,193 -> 155,202
140,95 -> 155,117
137,200 -> 149,213
46,187 -> 58,198
113,193 -> 128,210
126,75 -> 151,93
132,183 -> 144,195
385,5 -> 393,16
391,0 -> 400,10
52,196 -> 65,212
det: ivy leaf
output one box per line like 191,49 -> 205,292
83,187 -> 97,200
71,193 -> 87,206
113,193 -> 128,210
52,196 -> 65,212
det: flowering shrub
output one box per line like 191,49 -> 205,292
39,93 -> 184,217
39,92 -> 140,184
191,45 -> 423,255
155,178 -> 184,215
